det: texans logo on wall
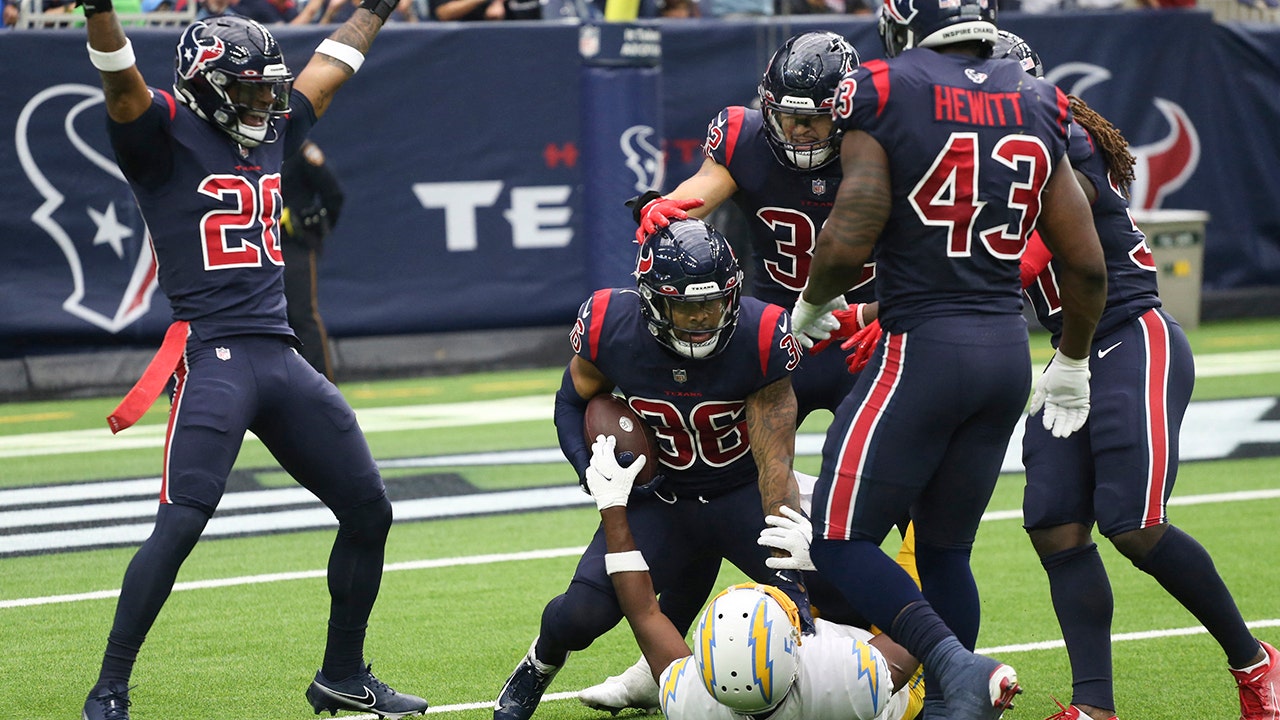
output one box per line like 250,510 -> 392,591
15,84 -> 159,335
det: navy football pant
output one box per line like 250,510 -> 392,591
534,481 -> 783,665
810,315 -> 1031,644
791,337 -> 860,425
99,334 -> 388,685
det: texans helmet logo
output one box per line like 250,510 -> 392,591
636,244 -> 655,275
177,24 -> 226,80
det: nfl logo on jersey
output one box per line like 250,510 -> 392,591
672,369 -> 687,383
811,178 -> 826,196
216,347 -> 231,361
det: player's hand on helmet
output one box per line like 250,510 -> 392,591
584,434 -> 648,511
759,505 -> 816,572
811,303 -> 870,354
842,319 -> 881,375
635,196 -> 705,244
789,294 -> 848,349
1029,353 -> 1091,438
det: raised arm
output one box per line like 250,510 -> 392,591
293,0 -> 398,118
82,1 -> 150,123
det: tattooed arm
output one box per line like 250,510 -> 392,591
804,130 -> 891,306
293,4 -> 390,118
746,376 -> 800,519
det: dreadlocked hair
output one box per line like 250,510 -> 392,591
1069,94 -> 1135,197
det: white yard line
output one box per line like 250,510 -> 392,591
2,349 -> 1278,461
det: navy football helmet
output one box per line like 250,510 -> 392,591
174,16 -> 293,148
992,29 -> 1044,78
635,219 -> 743,360
758,32 -> 859,171
878,0 -> 998,59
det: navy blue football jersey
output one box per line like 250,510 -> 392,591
570,289 -> 803,497
1024,121 -> 1161,343
107,88 -> 315,342
703,107 -> 875,309
831,52 -> 1072,331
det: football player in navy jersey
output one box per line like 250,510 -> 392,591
80,5 -> 427,720
493,219 -> 816,720
631,31 -> 869,426
1002,32 -> 1280,720
788,1 -> 1109,718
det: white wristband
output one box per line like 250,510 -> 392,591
316,38 -> 365,74
87,39 -> 136,73
604,550 -> 649,575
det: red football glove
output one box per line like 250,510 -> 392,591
810,304 -> 868,354
842,319 -> 882,375
635,197 -> 705,244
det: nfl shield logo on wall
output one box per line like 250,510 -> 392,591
811,178 -> 826,196
672,369 -> 687,383
216,347 -> 231,361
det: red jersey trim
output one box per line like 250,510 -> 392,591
587,289 -> 612,364
865,60 -> 891,118
723,106 -> 746,167
757,304 -> 785,376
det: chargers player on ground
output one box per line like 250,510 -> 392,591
789,1 -> 1109,718
493,219 -> 819,720
580,431 -> 920,720
1001,31 -> 1280,720
78,5 -> 427,720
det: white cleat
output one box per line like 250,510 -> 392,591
578,656 -> 660,715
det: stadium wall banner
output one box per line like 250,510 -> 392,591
1,12 -> 1276,353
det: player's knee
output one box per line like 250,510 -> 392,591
335,493 -> 392,545
1109,524 -> 1168,566
541,582 -> 622,652
1026,522 -> 1093,559
152,502 -> 212,554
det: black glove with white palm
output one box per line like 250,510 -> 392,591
583,434 -> 649,511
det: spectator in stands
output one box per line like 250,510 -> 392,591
427,0 -> 537,20
297,0 -> 415,21
702,0 -> 769,16
655,0 -> 697,14
3,0 -> 22,25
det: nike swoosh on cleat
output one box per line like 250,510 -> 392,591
1098,341 -> 1123,359
319,684 -> 376,708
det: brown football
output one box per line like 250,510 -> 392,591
583,394 -> 659,485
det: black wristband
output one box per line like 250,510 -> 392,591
81,0 -> 114,17
626,190 -> 664,225
360,0 -> 396,21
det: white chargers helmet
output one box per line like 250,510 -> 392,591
691,583 -> 802,714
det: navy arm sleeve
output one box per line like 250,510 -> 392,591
553,366 -> 591,486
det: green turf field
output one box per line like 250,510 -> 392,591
2,318 -> 1279,719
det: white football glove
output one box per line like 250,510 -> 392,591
789,294 -> 848,349
584,434 -> 648,511
1029,353 -> 1092,439
759,505 -> 816,571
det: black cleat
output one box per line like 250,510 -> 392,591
305,664 -> 428,719
494,641 -> 562,720
82,681 -> 131,720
